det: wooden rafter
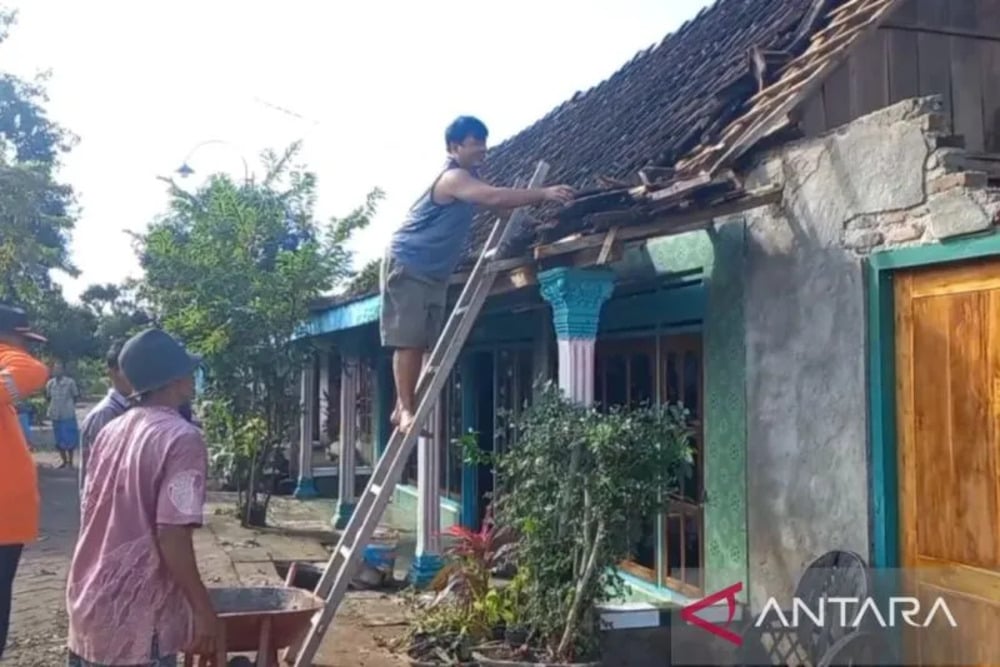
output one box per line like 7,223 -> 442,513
676,0 -> 906,177
533,184 -> 783,262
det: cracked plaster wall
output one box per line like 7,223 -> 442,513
738,95 -> 1000,609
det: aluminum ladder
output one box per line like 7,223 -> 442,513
287,160 -> 550,666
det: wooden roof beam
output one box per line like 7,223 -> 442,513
532,183 -> 783,261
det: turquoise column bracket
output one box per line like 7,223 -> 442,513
335,500 -> 355,529
538,267 -> 616,340
409,553 -> 445,588
459,355 -> 479,529
293,477 -> 318,499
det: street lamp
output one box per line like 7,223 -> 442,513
175,139 -> 251,183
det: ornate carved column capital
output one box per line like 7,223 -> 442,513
539,267 -> 615,340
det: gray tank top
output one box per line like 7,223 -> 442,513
389,159 -> 478,282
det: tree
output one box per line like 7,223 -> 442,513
31,289 -> 99,361
134,141 -> 383,524
344,257 -> 380,297
80,281 -> 152,352
0,8 -> 78,304
0,7 -> 91,373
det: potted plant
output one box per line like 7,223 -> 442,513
473,381 -> 693,666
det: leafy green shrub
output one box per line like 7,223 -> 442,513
494,380 -> 694,663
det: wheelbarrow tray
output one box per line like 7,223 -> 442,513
209,586 -> 325,653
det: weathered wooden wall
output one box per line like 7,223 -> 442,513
798,0 -> 1000,152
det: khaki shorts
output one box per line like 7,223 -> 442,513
379,251 -> 447,350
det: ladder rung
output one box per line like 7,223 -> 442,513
482,248 -> 497,259
339,545 -> 352,559
369,483 -> 382,496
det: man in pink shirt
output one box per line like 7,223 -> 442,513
66,328 -> 219,666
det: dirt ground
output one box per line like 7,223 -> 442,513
7,445 -> 416,666
316,591 -> 410,667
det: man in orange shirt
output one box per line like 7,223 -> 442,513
0,304 -> 48,659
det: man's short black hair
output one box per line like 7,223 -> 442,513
445,116 -> 488,149
106,340 -> 125,369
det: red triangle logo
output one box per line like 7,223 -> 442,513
679,581 -> 744,646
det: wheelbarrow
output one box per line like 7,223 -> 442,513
183,581 -> 325,667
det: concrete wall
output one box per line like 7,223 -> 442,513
739,95 -> 1000,609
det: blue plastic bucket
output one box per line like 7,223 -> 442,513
362,542 -> 398,573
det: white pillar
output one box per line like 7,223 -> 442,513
335,356 -> 359,528
411,397 -> 445,586
556,339 -> 597,405
294,357 -> 318,499
317,349 -> 331,445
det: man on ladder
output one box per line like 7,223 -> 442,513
380,115 -> 575,434
291,137 -> 560,666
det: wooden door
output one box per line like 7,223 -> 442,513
895,257 -> 1000,665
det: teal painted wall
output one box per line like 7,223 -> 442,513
389,484 -> 461,532
639,223 -> 749,599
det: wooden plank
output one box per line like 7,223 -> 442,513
881,22 -> 1000,42
647,173 -> 714,201
915,0 -> 953,123
597,226 -> 619,264
700,0 -> 907,175
797,88 -> 828,136
450,256 -> 531,283
536,243 -> 624,273
979,0 -> 1000,151
950,0 -> 987,151
894,271 -> 917,571
849,30 -> 890,120
533,186 -> 783,261
886,0 -> 921,103
745,23 -> 875,107
824,59 -> 853,129
813,0 -> 892,45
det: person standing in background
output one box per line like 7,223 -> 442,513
78,341 -> 132,493
0,304 -> 48,659
46,360 -> 80,469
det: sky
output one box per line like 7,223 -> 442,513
2,0 -> 710,302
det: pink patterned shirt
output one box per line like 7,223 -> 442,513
67,406 -> 208,664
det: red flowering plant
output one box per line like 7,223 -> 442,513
430,504 -> 517,608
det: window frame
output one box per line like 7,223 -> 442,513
594,331 -> 705,596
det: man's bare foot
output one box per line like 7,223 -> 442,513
397,410 -> 433,438
399,410 -> 415,433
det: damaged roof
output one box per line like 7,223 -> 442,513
327,0 -> 897,306
467,0 -> 829,258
